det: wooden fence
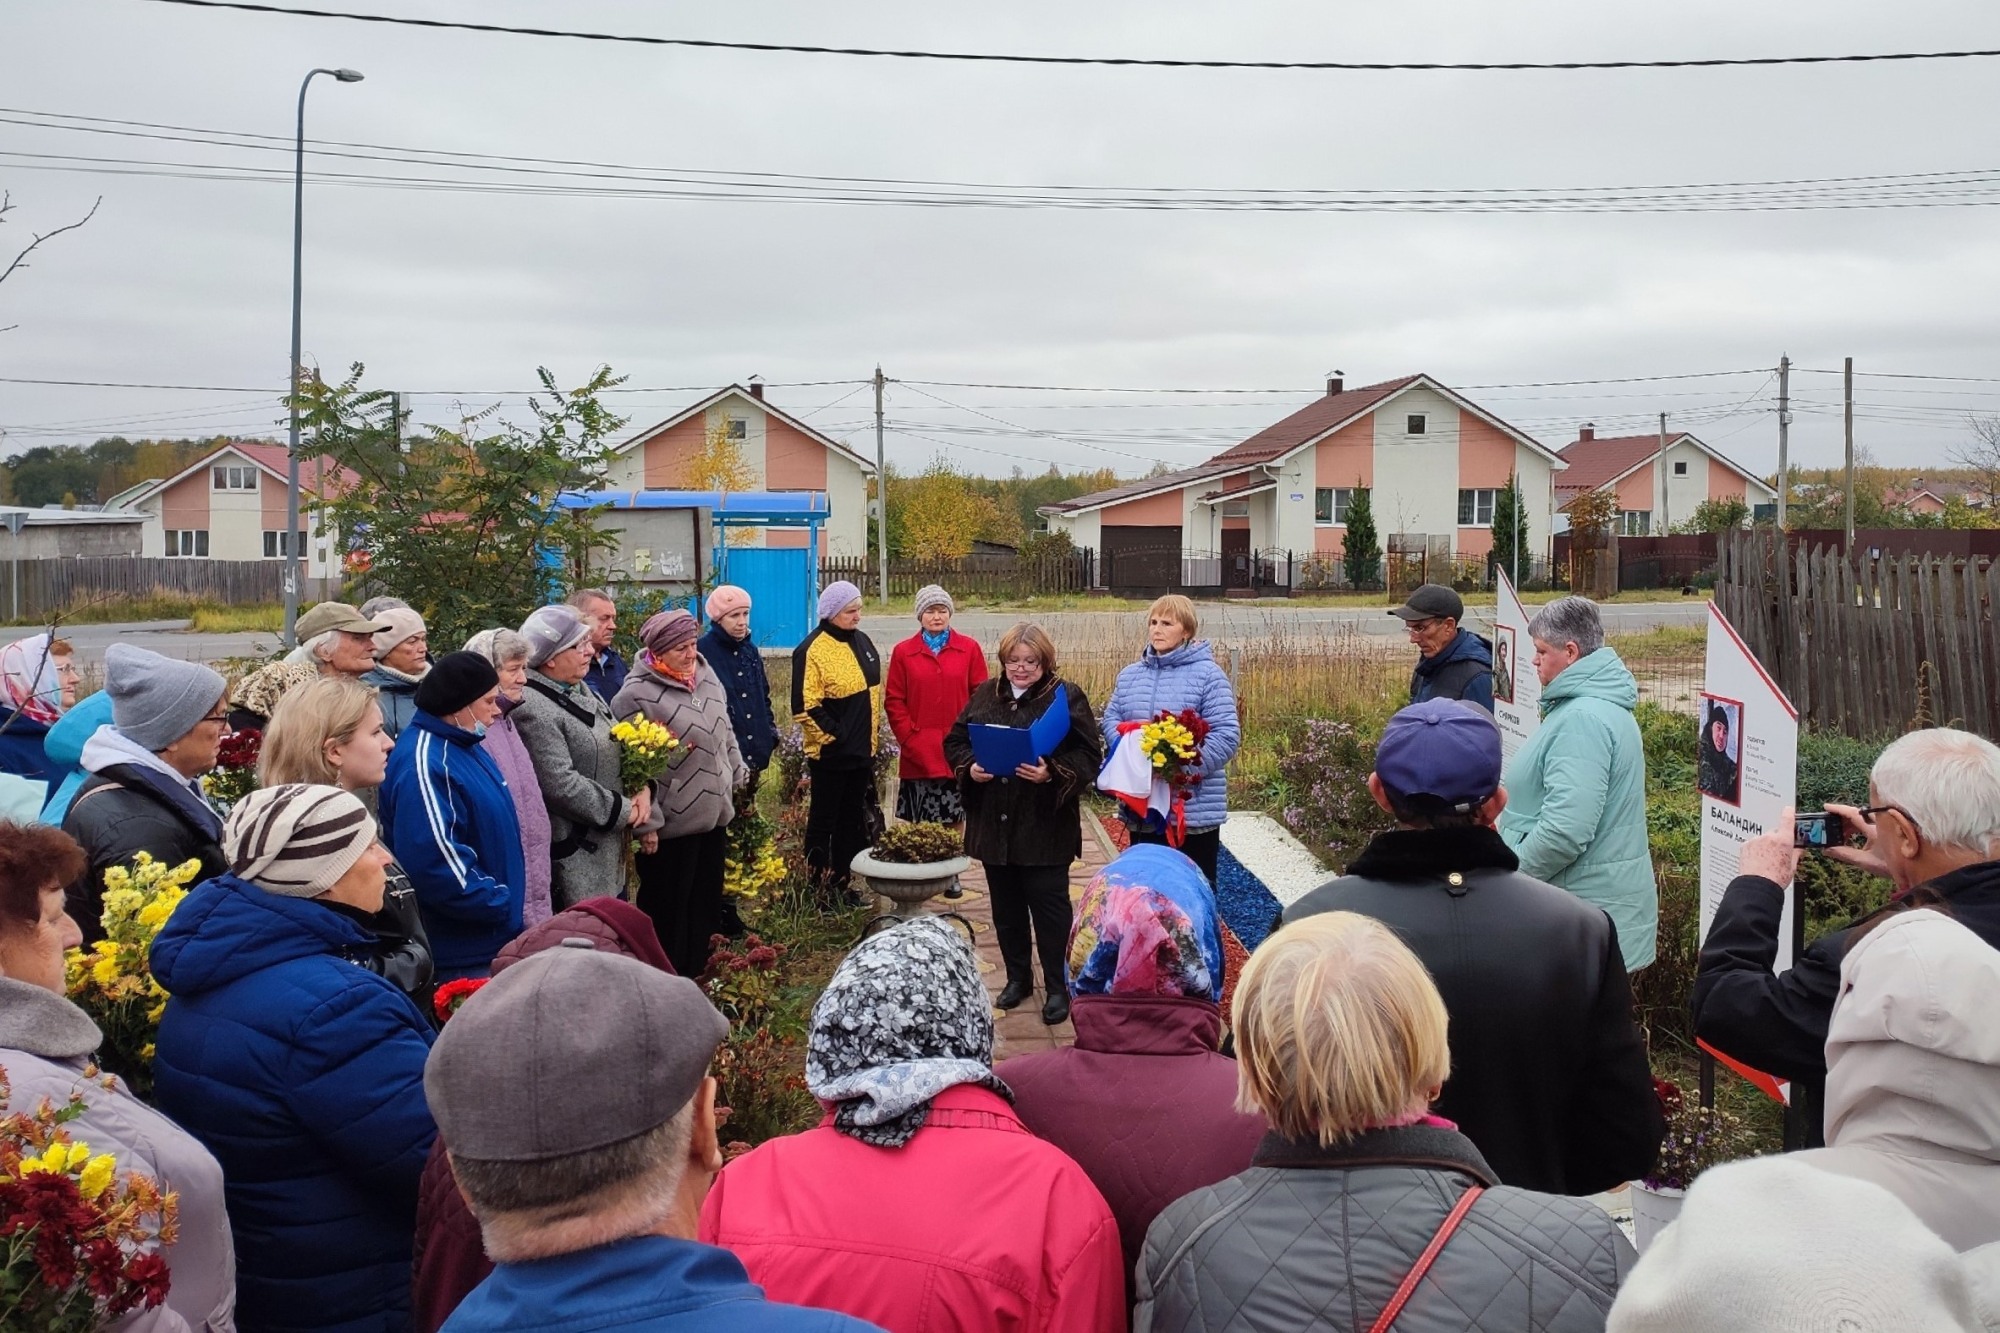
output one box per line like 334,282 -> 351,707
3,557 -> 338,622
819,549 -> 1094,601
1715,529 -> 2000,739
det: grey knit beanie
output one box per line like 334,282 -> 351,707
914,585 -> 954,617
223,783 -> 378,898
105,644 -> 226,752
519,605 -> 591,669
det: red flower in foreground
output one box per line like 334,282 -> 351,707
433,977 -> 490,1022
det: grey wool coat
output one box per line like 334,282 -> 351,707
611,660 -> 749,843
512,669 -> 633,908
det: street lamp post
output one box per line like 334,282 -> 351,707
283,66 -> 364,649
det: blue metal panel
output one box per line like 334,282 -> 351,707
715,545 -> 817,650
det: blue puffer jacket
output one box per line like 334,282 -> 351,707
151,874 -> 437,1333
0,708 -> 52,783
1101,639 -> 1241,833
380,710 -> 526,979
698,625 -> 779,772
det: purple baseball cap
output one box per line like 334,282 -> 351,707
1375,698 -> 1503,811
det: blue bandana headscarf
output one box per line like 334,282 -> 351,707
1067,843 -> 1223,1002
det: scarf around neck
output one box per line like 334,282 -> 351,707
806,916 -> 1010,1147
920,628 -> 950,655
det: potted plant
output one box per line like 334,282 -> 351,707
1634,1080 -> 1753,1252
851,822 -> 970,919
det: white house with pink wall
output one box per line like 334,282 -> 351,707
603,382 -> 873,557
129,441 -> 351,578
1039,373 -> 1566,574
1555,426 -> 1778,535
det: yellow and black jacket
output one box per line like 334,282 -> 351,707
791,622 -> 882,766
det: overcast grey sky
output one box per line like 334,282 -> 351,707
4,0 -> 1999,479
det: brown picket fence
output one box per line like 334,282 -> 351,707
1715,528 -> 2000,740
2,557 -> 339,623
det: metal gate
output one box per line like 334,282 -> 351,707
715,545 -> 817,650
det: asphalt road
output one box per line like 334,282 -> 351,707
51,600 -> 1710,669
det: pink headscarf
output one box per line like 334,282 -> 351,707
0,634 -> 68,724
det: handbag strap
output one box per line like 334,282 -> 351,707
1368,1185 -> 1484,1333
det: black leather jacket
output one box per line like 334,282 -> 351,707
62,764 -> 227,944
1284,825 -> 1663,1195
349,863 -> 436,1017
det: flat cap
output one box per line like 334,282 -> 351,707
424,946 -> 729,1162
1388,583 -> 1464,624
296,601 -> 390,640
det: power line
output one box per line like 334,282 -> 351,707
133,1 -> 2000,73
0,374 -> 862,394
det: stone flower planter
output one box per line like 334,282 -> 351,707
1630,1182 -> 1685,1253
850,849 -> 972,920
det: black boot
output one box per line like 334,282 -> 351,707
995,978 -> 1032,1010
1041,991 -> 1070,1026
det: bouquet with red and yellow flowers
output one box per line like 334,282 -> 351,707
0,1068 -> 178,1330
1098,708 -> 1212,848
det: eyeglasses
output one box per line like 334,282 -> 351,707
1406,618 -> 1442,633
1857,802 -> 1913,827
199,712 -> 231,727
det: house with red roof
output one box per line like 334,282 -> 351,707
1038,373 -> 1568,583
604,381 -> 875,557
1556,425 -> 1777,535
128,440 -> 356,578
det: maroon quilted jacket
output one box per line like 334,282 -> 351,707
996,993 -> 1265,1299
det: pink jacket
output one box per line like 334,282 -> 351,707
700,1084 -> 1124,1333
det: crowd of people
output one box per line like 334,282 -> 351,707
3,579 -> 2000,1332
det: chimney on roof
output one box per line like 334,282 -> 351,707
1579,422 -> 1595,443
1326,370 -> 1344,397
747,375 -> 765,401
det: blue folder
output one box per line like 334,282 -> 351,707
968,683 -> 1071,775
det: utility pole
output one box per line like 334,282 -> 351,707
1775,355 -> 1790,529
873,366 -> 888,603
1657,411 -> 1670,534
1843,356 -> 1856,550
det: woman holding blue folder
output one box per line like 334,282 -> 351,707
945,622 -> 1103,1026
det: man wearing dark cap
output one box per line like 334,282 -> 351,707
425,947 -> 881,1333
1389,583 -> 1494,712
1282,698 -> 1662,1196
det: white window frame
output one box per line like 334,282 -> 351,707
211,465 -> 257,491
262,529 -> 308,559
1457,488 -> 1497,526
1673,460 -> 1689,477
1618,510 -> 1653,536
1314,486 -> 1355,526
725,418 -> 748,441
164,529 -> 209,557
1406,413 -> 1428,436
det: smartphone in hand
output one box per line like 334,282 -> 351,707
1794,811 -> 1835,849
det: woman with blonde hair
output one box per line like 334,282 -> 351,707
261,675 -> 434,1005
943,621 -> 1100,1024
1135,911 -> 1632,1332
1100,594 -> 1239,886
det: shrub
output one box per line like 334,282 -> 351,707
1275,718 -> 1393,870
869,821 -> 963,864
1797,729 -> 1893,931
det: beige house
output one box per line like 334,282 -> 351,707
1040,373 -> 1566,582
129,441 -> 350,577
604,382 -> 874,556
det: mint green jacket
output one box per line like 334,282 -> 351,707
1498,648 -> 1658,969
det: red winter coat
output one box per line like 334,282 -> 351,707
996,994 -> 1266,1302
885,631 -> 987,780
699,1084 -> 1124,1333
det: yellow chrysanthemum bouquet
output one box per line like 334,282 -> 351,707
609,715 -> 688,796
63,852 -> 199,1099
1137,712 -> 1204,783
722,810 -> 788,903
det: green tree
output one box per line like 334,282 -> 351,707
301,362 -> 628,645
1342,484 -> 1381,590
1489,473 -> 1531,582
1677,497 -> 1751,534
899,459 -> 996,560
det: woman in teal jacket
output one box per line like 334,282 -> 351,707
1498,597 -> 1657,970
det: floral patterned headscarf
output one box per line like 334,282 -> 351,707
806,916 -> 1009,1148
0,634 -> 68,724
1067,843 -> 1223,1002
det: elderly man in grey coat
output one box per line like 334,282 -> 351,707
509,605 -> 648,908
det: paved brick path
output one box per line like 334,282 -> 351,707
885,808 -> 1119,1060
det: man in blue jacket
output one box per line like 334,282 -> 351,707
428,947 -> 881,1333
1391,583 -> 1494,712
381,651 -> 526,980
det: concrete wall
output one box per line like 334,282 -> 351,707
4,522 -> 145,559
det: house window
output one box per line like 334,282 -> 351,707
1673,460 -> 1689,476
163,529 -> 209,557
1457,488 -> 1497,526
725,418 -> 747,441
1314,487 -> 1355,526
211,465 -> 257,491
1618,510 -> 1653,536
262,529 -> 307,559
1406,413 -> 1427,436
